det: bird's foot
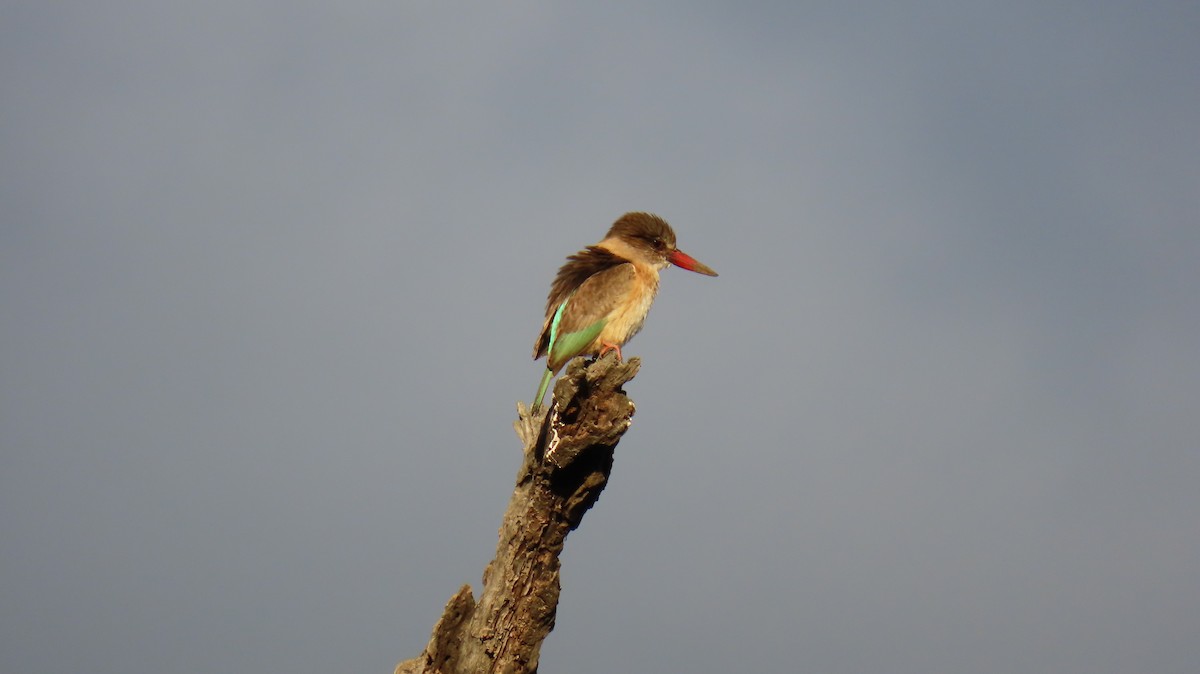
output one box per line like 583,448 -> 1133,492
598,341 -> 624,362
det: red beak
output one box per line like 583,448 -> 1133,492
668,249 -> 718,277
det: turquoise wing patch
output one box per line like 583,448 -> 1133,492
547,292 -> 607,372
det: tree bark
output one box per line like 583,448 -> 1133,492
396,353 -> 640,674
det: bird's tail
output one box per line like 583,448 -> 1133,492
532,368 -> 554,413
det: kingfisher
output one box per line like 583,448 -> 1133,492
531,212 -> 718,412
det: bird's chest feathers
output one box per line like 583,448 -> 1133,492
601,266 -> 660,345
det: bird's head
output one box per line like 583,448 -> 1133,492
604,212 -> 718,276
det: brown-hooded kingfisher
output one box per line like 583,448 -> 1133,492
531,212 -> 718,412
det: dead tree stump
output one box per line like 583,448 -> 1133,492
396,352 -> 639,674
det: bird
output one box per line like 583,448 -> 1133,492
531,212 -> 718,412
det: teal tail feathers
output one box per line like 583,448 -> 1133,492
532,368 -> 554,413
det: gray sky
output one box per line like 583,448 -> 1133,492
3,2 -> 1198,673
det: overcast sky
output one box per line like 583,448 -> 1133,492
3,3 -> 1198,673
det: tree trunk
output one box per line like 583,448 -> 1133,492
396,353 -> 640,674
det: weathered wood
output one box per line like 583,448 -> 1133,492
397,353 -> 639,674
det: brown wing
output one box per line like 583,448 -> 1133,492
533,262 -> 635,365
533,246 -> 630,359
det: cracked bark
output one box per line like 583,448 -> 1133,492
396,352 -> 639,674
